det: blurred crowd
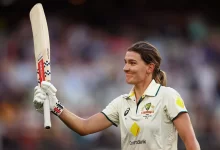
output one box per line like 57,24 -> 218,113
1,8 -> 220,150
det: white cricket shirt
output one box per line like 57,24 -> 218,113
102,79 -> 188,150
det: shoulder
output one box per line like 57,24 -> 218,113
114,94 -> 128,100
159,86 -> 180,98
109,94 -> 128,104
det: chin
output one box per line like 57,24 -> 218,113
126,79 -> 135,84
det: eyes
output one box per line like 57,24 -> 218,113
130,61 -> 136,65
124,60 -> 137,66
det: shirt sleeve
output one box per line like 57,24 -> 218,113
101,96 -> 121,127
164,88 -> 188,121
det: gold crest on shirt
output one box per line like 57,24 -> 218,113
130,122 -> 140,137
141,103 -> 155,114
176,97 -> 185,108
140,103 -> 155,119
145,103 -> 151,110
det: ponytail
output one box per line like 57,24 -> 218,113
154,69 -> 167,86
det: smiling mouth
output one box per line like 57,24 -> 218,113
126,74 -> 133,77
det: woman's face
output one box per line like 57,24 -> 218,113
123,51 -> 154,84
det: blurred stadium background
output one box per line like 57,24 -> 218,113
1,0 -> 220,149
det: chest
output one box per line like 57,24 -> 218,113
119,97 -> 163,136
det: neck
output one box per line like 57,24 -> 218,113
134,77 -> 152,101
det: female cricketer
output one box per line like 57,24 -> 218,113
33,41 -> 200,150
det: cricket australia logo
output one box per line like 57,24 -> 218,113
141,103 -> 155,119
145,103 -> 151,110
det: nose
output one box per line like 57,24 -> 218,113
123,64 -> 130,72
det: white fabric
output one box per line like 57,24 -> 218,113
102,79 -> 188,150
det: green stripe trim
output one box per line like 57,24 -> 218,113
136,96 -> 144,114
171,111 -> 188,121
101,112 -> 118,127
155,85 -> 161,96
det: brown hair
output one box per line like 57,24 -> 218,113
127,41 -> 167,86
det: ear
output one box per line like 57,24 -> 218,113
146,63 -> 155,73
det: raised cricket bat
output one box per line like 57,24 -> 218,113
30,3 -> 51,129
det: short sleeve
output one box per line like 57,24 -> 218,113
164,88 -> 188,121
102,96 -> 121,127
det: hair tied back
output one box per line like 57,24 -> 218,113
157,68 -> 161,73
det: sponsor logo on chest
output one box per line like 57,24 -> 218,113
129,139 -> 146,145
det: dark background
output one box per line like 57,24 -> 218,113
1,0 -> 220,28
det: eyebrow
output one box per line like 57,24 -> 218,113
124,59 -> 137,62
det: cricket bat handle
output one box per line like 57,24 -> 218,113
44,98 -> 51,129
